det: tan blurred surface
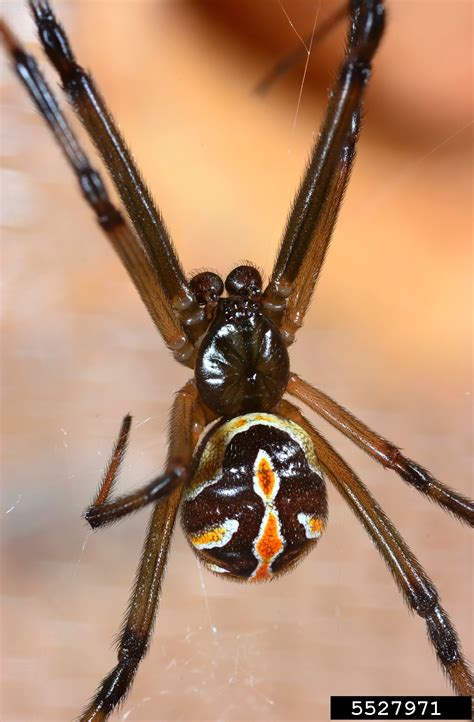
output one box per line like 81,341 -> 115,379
1,2 -> 472,721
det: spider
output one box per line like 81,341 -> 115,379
1,1 -> 472,720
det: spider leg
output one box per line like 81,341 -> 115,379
287,374 -> 474,525
0,19 -> 194,364
278,119 -> 357,344
80,382 -> 209,720
85,465 -> 183,530
262,0 -> 385,343
80,486 -> 182,722
84,381 -> 207,529
279,399 -> 473,697
27,0 -> 207,343
92,415 -> 132,508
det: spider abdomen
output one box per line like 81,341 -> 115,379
195,298 -> 289,417
181,413 -> 327,582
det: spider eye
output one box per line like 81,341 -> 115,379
225,265 -> 262,299
181,413 -> 327,583
189,272 -> 224,305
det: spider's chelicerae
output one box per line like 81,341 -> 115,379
1,1 -> 472,720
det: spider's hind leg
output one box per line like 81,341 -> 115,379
279,399 -> 473,697
287,374 -> 474,525
80,487 -> 183,722
80,382 -> 210,721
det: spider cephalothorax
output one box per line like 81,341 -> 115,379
195,265 -> 290,417
2,0 -> 472,720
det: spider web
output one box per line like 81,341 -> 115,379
276,0 -> 322,134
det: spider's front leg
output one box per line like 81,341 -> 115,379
27,0 -> 208,345
0,15 -> 194,364
263,0 -> 386,342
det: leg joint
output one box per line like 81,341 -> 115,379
390,452 -> 433,493
426,607 -> 462,665
410,586 -> 439,619
119,629 -> 147,665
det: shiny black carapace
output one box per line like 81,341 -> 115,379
2,1 -> 472,720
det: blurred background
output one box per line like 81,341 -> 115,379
1,1 -> 472,720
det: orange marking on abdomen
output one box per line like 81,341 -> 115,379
308,517 -> 324,536
252,561 -> 271,582
256,455 -> 276,497
232,418 -> 248,429
251,511 -> 284,582
191,527 -> 227,547
190,518 -> 239,549
297,512 -> 325,540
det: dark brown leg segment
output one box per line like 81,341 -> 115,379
279,399 -> 473,697
279,122 -> 358,344
28,0 -> 207,341
287,374 -> 474,525
263,1 -> 385,338
80,486 -> 182,722
80,382 -> 209,720
93,414 -> 132,507
0,18 -> 193,363
84,381 -> 201,529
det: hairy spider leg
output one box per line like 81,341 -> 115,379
279,400 -> 473,697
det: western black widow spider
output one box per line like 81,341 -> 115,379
1,1 -> 472,720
